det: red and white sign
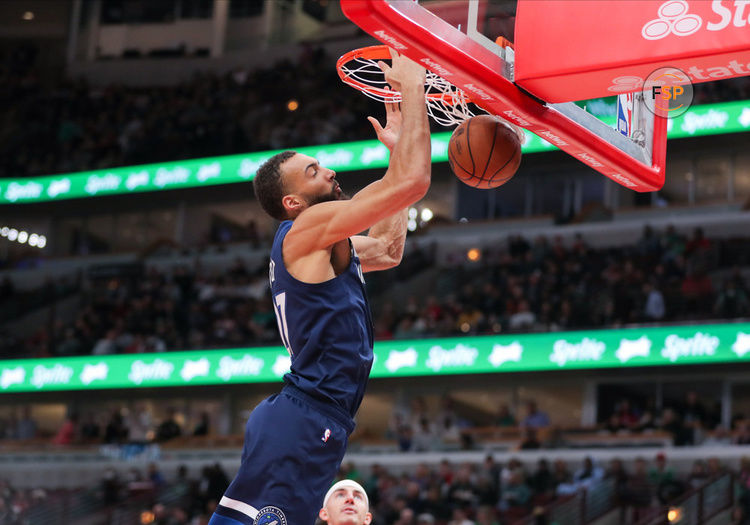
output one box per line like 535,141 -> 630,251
515,0 -> 750,102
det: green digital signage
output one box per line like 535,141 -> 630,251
1,100 -> 748,205
1,322 -> 749,393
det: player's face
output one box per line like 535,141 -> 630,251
319,487 -> 372,525
283,153 -> 349,209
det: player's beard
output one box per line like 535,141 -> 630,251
306,181 -> 349,206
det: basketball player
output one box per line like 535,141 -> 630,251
319,479 -> 372,525
208,49 -> 430,525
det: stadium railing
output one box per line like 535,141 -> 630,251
510,478 -> 617,525
631,473 -> 735,525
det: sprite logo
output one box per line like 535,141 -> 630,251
217,355 -> 264,380
31,364 -> 74,389
661,332 -> 719,362
128,359 -> 174,384
425,344 -> 478,372
549,338 -> 606,367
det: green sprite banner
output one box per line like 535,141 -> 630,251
2,322 -> 750,393
1,100 -> 748,205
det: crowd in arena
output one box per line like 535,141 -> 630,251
1,385 -> 748,454
1,43 -> 749,180
1,225 -> 747,361
0,45 -> 379,180
3,453 -> 750,525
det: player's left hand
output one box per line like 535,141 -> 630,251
367,99 -> 402,152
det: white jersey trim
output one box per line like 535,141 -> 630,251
219,495 -> 259,520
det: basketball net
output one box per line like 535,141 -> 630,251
337,45 -> 525,143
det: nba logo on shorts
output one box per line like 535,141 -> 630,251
255,506 -> 287,525
322,428 -> 331,442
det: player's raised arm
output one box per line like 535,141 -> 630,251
283,49 -> 430,255
351,100 -> 409,272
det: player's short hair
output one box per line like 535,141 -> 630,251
324,479 -> 369,509
253,150 -> 296,221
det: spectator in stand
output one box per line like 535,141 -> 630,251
104,408 -> 129,444
649,453 -> 684,504
615,399 -> 639,430
681,266 -> 714,317
552,459 -> 574,496
635,399 -> 658,432
681,392 -> 707,425
500,458 -> 523,492
147,462 -> 166,489
412,416 -> 439,452
659,407 -> 690,446
495,404 -> 516,427
508,300 -> 536,332
736,422 -> 750,445
707,457 -> 726,477
420,484 -> 452,523
737,457 -> 750,514
499,470 -> 531,515
437,413 -> 463,448
642,280 -> 666,321
715,278 -> 750,318
16,406 -> 37,440
193,411 -> 210,436
572,457 -> 604,490
685,227 -> 712,261
519,427 -> 541,450
628,457 -> 654,518
528,459 -> 556,501
52,412 -> 78,445
521,401 -> 550,429
686,460 -> 709,489
603,413 -> 625,434
396,422 -> 414,452
448,465 -> 479,510
126,404 -> 153,444
156,408 -> 182,442
101,467 -> 121,506
702,424 -> 732,446
605,458 -> 629,511
92,329 -> 118,355
80,412 -> 101,442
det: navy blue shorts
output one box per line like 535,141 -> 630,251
209,385 -> 354,525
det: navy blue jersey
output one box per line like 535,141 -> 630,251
269,220 -> 374,418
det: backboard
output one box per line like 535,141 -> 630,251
340,0 -> 750,192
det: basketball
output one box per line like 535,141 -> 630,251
448,115 -> 522,189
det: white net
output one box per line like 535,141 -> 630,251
338,54 -> 478,127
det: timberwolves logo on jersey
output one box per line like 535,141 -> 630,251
255,506 -> 287,525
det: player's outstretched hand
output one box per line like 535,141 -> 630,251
377,48 -> 426,93
367,99 -> 402,152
